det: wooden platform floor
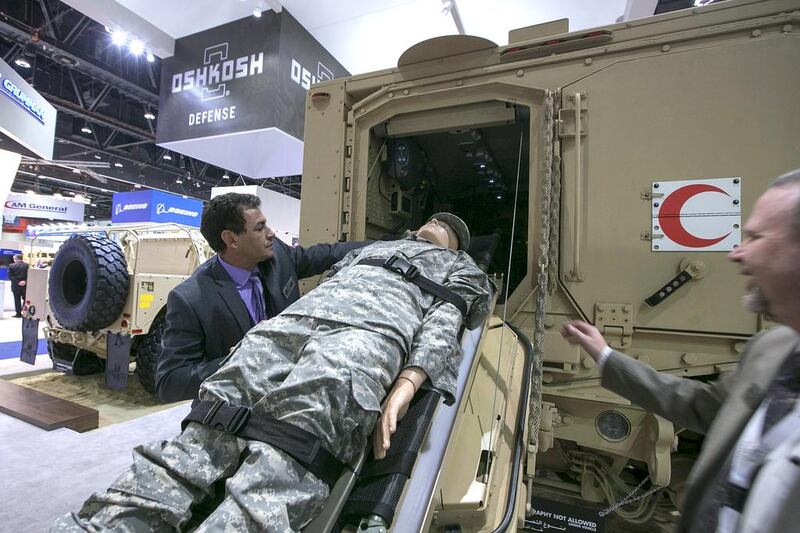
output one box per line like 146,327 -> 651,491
0,379 -> 98,432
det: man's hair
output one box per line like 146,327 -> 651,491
201,193 -> 261,252
769,167 -> 800,240
13,254 -> 22,261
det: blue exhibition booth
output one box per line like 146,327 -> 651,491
111,190 -> 203,227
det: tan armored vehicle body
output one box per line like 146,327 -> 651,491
23,223 -> 211,391
298,0 -> 800,530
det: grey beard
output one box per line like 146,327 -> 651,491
742,287 -> 771,316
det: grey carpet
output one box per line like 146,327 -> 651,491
0,402 -> 190,532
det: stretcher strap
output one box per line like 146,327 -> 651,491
182,400 -> 347,487
356,255 -> 468,317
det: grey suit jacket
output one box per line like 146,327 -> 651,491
601,326 -> 800,533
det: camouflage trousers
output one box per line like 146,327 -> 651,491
52,315 -> 403,531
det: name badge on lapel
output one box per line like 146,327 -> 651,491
282,277 -> 296,299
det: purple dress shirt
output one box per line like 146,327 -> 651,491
217,256 -> 266,325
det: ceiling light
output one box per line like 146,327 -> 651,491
72,168 -> 82,174
144,111 -> 156,120
496,194 -> 503,199
90,202 -> 97,207
175,177 -> 183,184
93,154 -> 102,160
26,189 -> 35,195
253,9 -> 262,17
111,30 -> 127,46
129,39 -> 145,56
222,173 -> 230,180
53,192 -> 63,198
14,41 -> 35,68
89,215 -> 96,219
80,123 -> 93,134
134,183 -> 142,188
114,162 -> 123,168
146,51 -> 155,63
162,153 -> 172,161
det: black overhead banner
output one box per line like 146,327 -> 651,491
156,10 -> 348,178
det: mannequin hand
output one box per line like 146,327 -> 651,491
19,281 -> 26,287
560,320 -> 608,362
372,379 -> 414,460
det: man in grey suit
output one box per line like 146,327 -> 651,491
156,193 -> 365,403
562,168 -> 800,532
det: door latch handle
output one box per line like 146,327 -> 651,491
645,260 -> 706,307
645,270 -> 693,306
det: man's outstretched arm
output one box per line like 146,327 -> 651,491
561,320 -> 735,433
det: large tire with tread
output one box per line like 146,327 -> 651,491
49,234 -> 129,331
48,341 -> 106,376
134,316 -> 165,394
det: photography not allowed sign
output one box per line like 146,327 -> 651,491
527,497 -> 605,533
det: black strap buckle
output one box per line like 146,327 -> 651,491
202,400 -> 251,434
384,255 -> 418,280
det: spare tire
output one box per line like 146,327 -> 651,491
49,234 -> 129,331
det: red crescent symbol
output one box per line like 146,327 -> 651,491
658,184 -> 732,248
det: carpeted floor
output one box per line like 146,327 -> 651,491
0,402 -> 190,532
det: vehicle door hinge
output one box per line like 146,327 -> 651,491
595,302 -> 634,349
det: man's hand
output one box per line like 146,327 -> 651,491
372,366 -> 428,460
19,280 -> 26,287
560,320 -> 608,362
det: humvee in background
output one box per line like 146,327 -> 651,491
22,223 -> 211,392
297,0 -> 800,531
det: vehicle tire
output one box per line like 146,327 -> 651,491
48,234 -> 129,331
48,340 -> 106,376
134,316 -> 165,394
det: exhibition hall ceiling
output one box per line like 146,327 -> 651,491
79,0 -> 630,74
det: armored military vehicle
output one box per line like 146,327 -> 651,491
22,223 -> 211,392
297,0 -> 800,530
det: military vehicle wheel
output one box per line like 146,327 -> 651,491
134,316 -> 165,394
49,234 -> 130,331
48,341 -> 106,376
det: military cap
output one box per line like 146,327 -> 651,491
427,212 -> 470,251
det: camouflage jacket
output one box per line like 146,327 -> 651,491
281,236 -> 495,404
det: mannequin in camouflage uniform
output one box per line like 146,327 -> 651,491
52,213 -> 494,532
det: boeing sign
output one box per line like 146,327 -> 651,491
112,191 -> 202,227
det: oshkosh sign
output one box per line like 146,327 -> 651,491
170,46 -> 264,98
156,10 -> 348,179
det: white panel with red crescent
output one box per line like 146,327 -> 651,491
651,177 -> 741,252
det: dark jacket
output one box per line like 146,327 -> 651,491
156,238 -> 366,402
8,261 -> 28,287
